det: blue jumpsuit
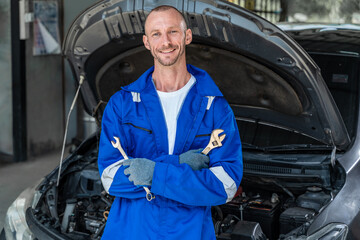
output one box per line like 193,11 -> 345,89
98,64 -> 243,239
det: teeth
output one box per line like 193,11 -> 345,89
161,49 -> 175,53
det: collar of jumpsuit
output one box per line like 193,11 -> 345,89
122,64 -> 223,97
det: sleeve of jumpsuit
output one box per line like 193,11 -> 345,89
98,93 -> 145,199
151,99 -> 243,206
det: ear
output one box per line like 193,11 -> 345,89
185,29 -> 192,45
143,35 -> 151,50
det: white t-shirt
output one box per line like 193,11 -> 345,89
157,75 -> 196,155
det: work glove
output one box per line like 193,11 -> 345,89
179,149 -> 210,171
123,158 -> 155,186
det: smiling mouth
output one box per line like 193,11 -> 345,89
160,48 -> 176,54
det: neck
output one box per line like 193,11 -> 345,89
152,61 -> 190,92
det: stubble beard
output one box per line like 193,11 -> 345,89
150,41 -> 186,67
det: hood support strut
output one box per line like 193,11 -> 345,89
325,128 -> 337,167
57,74 -> 85,187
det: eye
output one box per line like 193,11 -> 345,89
170,30 -> 178,34
152,32 -> 160,37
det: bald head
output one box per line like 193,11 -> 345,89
144,5 -> 188,35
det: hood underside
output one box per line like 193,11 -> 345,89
63,0 -> 350,149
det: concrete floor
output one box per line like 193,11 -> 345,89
0,149 -> 62,232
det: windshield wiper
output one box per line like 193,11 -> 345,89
264,144 -> 333,152
242,143 -> 333,152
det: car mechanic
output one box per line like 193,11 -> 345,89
98,5 -> 243,239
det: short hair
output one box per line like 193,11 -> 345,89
144,5 -> 188,33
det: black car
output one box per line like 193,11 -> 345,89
3,0 -> 360,239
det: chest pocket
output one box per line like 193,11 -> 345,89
190,128 -> 212,150
121,119 -> 156,158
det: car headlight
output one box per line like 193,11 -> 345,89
307,223 -> 348,240
3,183 -> 40,240
283,222 -> 348,240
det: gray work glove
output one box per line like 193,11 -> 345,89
179,149 -> 210,171
123,158 -> 155,186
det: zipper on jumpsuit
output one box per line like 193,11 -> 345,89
154,81 -> 200,239
154,91 -> 170,240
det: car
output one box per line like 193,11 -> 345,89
2,0 -> 360,239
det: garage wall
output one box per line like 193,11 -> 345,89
1,0 -> 108,159
26,1 -> 64,156
0,0 -> 13,156
23,0 -> 98,157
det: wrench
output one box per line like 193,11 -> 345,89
111,136 -> 155,201
111,137 -> 128,160
201,129 -> 226,155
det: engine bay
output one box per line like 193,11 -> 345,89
28,137 -> 345,240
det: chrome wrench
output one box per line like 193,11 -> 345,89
111,136 -> 155,201
201,129 -> 226,155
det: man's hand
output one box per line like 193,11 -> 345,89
179,149 -> 210,171
123,158 -> 155,186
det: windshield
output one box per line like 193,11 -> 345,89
310,53 -> 359,140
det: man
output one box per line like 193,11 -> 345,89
98,5 -> 243,240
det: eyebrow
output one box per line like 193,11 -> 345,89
149,25 -> 182,33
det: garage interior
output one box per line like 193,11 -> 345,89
1,0 -> 355,236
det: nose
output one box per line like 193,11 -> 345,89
161,33 -> 171,46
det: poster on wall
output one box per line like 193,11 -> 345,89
33,1 -> 61,55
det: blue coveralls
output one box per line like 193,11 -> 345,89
98,64 -> 243,240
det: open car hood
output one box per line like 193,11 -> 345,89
63,0 -> 350,149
